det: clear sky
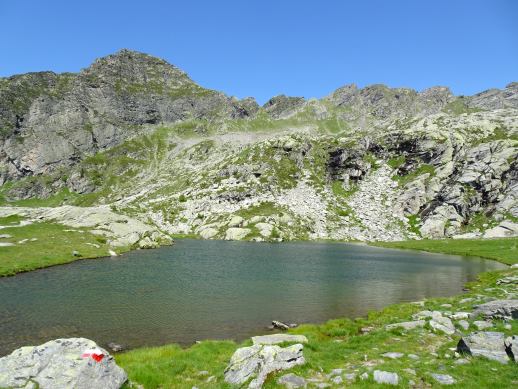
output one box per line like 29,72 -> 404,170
1,0 -> 517,103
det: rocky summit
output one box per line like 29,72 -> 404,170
1,50 -> 517,244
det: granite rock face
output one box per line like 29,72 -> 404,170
224,343 -> 305,388
0,338 -> 127,389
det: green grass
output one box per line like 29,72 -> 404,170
373,237 -> 518,265
115,238 -> 518,388
392,163 -> 436,187
0,217 -> 116,276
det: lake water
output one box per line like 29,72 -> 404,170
0,239 -> 505,356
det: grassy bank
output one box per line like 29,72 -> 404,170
0,215 -> 119,276
372,237 -> 518,265
115,238 -> 518,388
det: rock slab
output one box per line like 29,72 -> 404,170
457,331 -> 509,364
472,299 -> 518,320
0,338 -> 127,389
224,343 -> 305,388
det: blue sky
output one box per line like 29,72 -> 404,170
1,0 -> 517,103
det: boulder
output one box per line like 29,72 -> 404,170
277,373 -> 307,388
224,343 -> 305,388
457,331 -> 509,364
0,338 -> 127,389
472,299 -> 518,320
252,334 -> 308,346
483,221 -> 518,238
429,312 -> 455,335
200,227 -> 218,239
255,222 -> 274,237
225,227 -> 250,241
228,215 -> 244,228
373,370 -> 399,385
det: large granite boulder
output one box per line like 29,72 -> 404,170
0,338 -> 127,389
472,300 -> 518,320
457,331 -> 510,364
224,343 -> 305,388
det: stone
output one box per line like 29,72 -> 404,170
228,215 -> 244,228
458,320 -> 470,330
386,320 -> 425,330
472,300 -> 518,320
109,250 -> 118,257
408,354 -> 419,360
251,334 -> 308,346
360,372 -> 369,380
504,335 -> 517,362
344,373 -> 356,380
225,227 -> 250,241
451,312 -> 471,320
431,373 -> 456,385
496,276 -> 518,285
277,373 -> 307,388
272,320 -> 290,330
199,227 -> 218,239
473,321 -> 493,330
381,352 -> 404,359
412,310 -> 433,320
0,338 -> 127,389
484,221 -> 518,238
0,234 -> 12,238
107,342 -> 124,352
224,343 -> 305,388
331,375 -> 342,384
429,312 -> 455,335
256,222 -> 274,238
373,370 -> 399,385
457,331 -> 509,364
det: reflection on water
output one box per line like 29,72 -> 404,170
0,239 -> 504,355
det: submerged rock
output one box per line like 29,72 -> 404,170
0,338 -> 127,389
224,343 -> 305,388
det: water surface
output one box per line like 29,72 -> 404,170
0,239 -> 504,355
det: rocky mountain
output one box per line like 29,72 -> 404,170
0,50 -> 517,244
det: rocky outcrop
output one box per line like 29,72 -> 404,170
224,343 -> 305,388
472,300 -> 518,320
457,331 -> 511,364
0,338 -> 127,389
0,49 -> 257,184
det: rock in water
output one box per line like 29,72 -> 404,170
224,343 -> 305,388
0,338 -> 127,389
472,300 -> 518,320
457,331 -> 509,364
272,320 -> 290,330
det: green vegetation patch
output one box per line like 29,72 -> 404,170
392,163 -> 436,187
0,218 -> 114,276
373,237 -> 518,265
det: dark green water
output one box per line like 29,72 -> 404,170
0,239 -> 505,356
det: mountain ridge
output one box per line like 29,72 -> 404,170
0,50 -> 517,244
